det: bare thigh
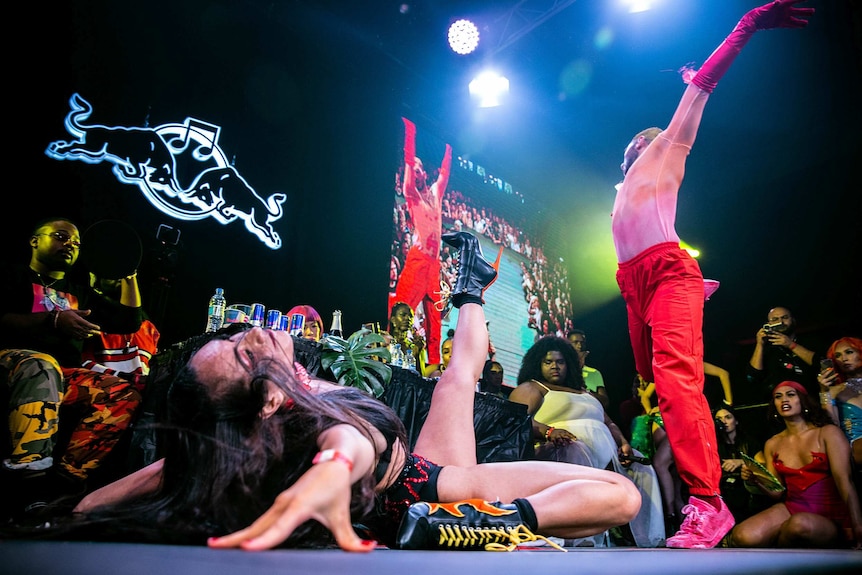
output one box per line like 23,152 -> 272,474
435,459 -> 629,503
732,503 -> 791,546
413,304 -> 486,467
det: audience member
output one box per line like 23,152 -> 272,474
82,272 -> 160,392
54,231 -> 640,551
713,405 -> 768,524
284,305 -> 324,342
747,306 -> 820,395
818,337 -> 862,475
730,381 -> 862,548
608,0 -> 814,547
509,336 -> 665,547
618,374 -> 647,441
478,359 -> 507,398
0,217 -> 143,520
424,329 -> 453,378
566,329 -> 610,409
635,376 -> 684,536
383,301 -> 427,375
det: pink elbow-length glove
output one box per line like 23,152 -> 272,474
691,0 -> 814,93
403,117 -> 417,167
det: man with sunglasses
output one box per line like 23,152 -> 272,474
0,216 -> 143,520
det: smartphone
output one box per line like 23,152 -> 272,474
820,358 -> 834,372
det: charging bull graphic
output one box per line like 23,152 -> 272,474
46,93 -> 286,249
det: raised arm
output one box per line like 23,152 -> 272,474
433,143 -> 452,200
401,117 -> 418,200
666,0 -> 813,148
704,361 -> 733,406
690,0 -> 814,95
118,271 -> 142,308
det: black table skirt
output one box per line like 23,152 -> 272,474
122,335 -> 531,475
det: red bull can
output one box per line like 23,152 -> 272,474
250,303 -> 265,327
279,314 -> 289,331
265,309 -> 282,330
289,313 -> 305,336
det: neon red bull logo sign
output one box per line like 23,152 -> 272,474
46,94 -> 286,250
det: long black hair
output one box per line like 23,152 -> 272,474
10,324 -> 407,547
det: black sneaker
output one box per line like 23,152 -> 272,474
1,466 -> 86,523
396,499 -> 565,551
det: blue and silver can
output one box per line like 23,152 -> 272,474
279,314 -> 289,331
265,309 -> 282,330
250,303 -> 265,327
288,313 -> 305,336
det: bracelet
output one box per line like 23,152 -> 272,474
789,342 -> 797,351
312,449 -> 354,472
819,392 -> 835,406
545,426 -> 555,441
51,309 -> 62,329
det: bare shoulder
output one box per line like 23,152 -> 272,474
820,423 -> 849,443
509,380 -> 543,401
764,433 -> 783,452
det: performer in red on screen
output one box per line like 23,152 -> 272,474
388,117 -> 451,365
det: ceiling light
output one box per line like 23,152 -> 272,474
448,19 -> 480,55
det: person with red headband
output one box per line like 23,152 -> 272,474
612,0 -> 814,548
729,381 -> 862,548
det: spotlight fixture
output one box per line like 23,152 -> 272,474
468,71 -> 509,108
448,19 -> 480,55
624,0 -> 652,14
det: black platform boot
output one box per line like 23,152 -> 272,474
442,231 -> 498,308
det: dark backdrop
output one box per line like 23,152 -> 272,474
3,1 -> 860,428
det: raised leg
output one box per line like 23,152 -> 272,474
413,232 -> 497,467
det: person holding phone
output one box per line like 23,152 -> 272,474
818,337 -> 862,472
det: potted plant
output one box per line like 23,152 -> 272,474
319,328 -> 392,398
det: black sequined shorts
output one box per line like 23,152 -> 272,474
366,453 -> 441,546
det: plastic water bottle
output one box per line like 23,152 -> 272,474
391,343 -> 404,368
404,347 -> 417,372
205,287 -> 226,333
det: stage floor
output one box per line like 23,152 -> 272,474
2,540 -> 859,575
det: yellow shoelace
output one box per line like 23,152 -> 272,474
435,523 -> 567,552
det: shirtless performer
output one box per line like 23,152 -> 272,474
612,0 -> 814,548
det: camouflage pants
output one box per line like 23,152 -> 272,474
1,349 -> 142,480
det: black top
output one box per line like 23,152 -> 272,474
0,265 -> 142,367
745,341 -> 820,399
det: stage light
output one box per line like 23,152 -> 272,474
680,240 -> 700,258
448,19 -> 480,55
468,71 -> 509,108
623,0 -> 652,13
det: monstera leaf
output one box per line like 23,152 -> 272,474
319,329 -> 392,398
